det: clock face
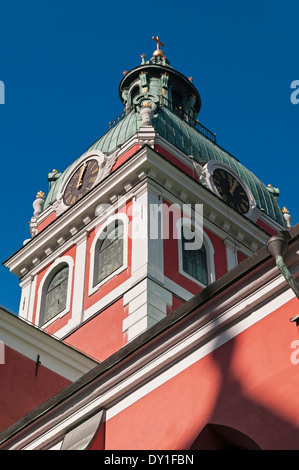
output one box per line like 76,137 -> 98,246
63,159 -> 100,207
212,168 -> 249,215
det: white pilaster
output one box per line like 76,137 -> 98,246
225,239 -> 238,271
123,186 -> 169,341
123,278 -> 172,341
19,275 -> 36,322
66,231 -> 88,330
130,185 -> 164,282
130,189 -> 148,279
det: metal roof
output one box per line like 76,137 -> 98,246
44,106 -> 283,225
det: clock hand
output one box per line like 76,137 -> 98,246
76,162 -> 87,189
229,180 -> 238,196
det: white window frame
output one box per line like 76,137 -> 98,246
88,213 -> 129,296
177,218 -> 215,288
35,256 -> 74,328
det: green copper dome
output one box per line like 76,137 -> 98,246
43,112 -> 143,210
43,43 -> 284,226
44,104 -> 283,225
88,111 -> 142,154
153,106 -> 283,224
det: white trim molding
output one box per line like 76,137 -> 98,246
66,232 -> 88,330
19,275 -> 36,322
224,239 -> 239,271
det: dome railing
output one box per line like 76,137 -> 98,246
108,98 -> 217,144
159,96 -> 217,143
109,106 -> 133,129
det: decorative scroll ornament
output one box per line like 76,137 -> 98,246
102,151 -> 118,177
267,184 -> 280,200
139,71 -> 148,88
190,158 -> 206,184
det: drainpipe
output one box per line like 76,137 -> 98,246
266,235 -> 299,323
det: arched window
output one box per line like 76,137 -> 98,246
171,90 -> 184,115
93,219 -> 124,287
39,263 -> 69,326
130,85 -> 140,105
181,226 -> 208,285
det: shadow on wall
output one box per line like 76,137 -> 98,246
188,313 -> 299,450
190,424 -> 261,450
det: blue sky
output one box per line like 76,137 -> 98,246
0,0 -> 298,314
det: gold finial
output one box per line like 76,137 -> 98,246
281,207 -> 289,214
152,35 -> 165,57
141,101 -> 152,108
36,191 -> 45,199
52,169 -> 58,173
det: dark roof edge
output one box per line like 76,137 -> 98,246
0,306 -> 99,364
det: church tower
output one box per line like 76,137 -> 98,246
4,37 -> 287,363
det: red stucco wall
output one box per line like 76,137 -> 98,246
104,297 -> 299,450
0,346 -> 71,433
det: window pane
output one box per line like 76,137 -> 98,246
182,227 -> 208,285
40,265 -> 69,325
94,221 -> 124,286
47,265 -> 69,291
97,237 -> 123,283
